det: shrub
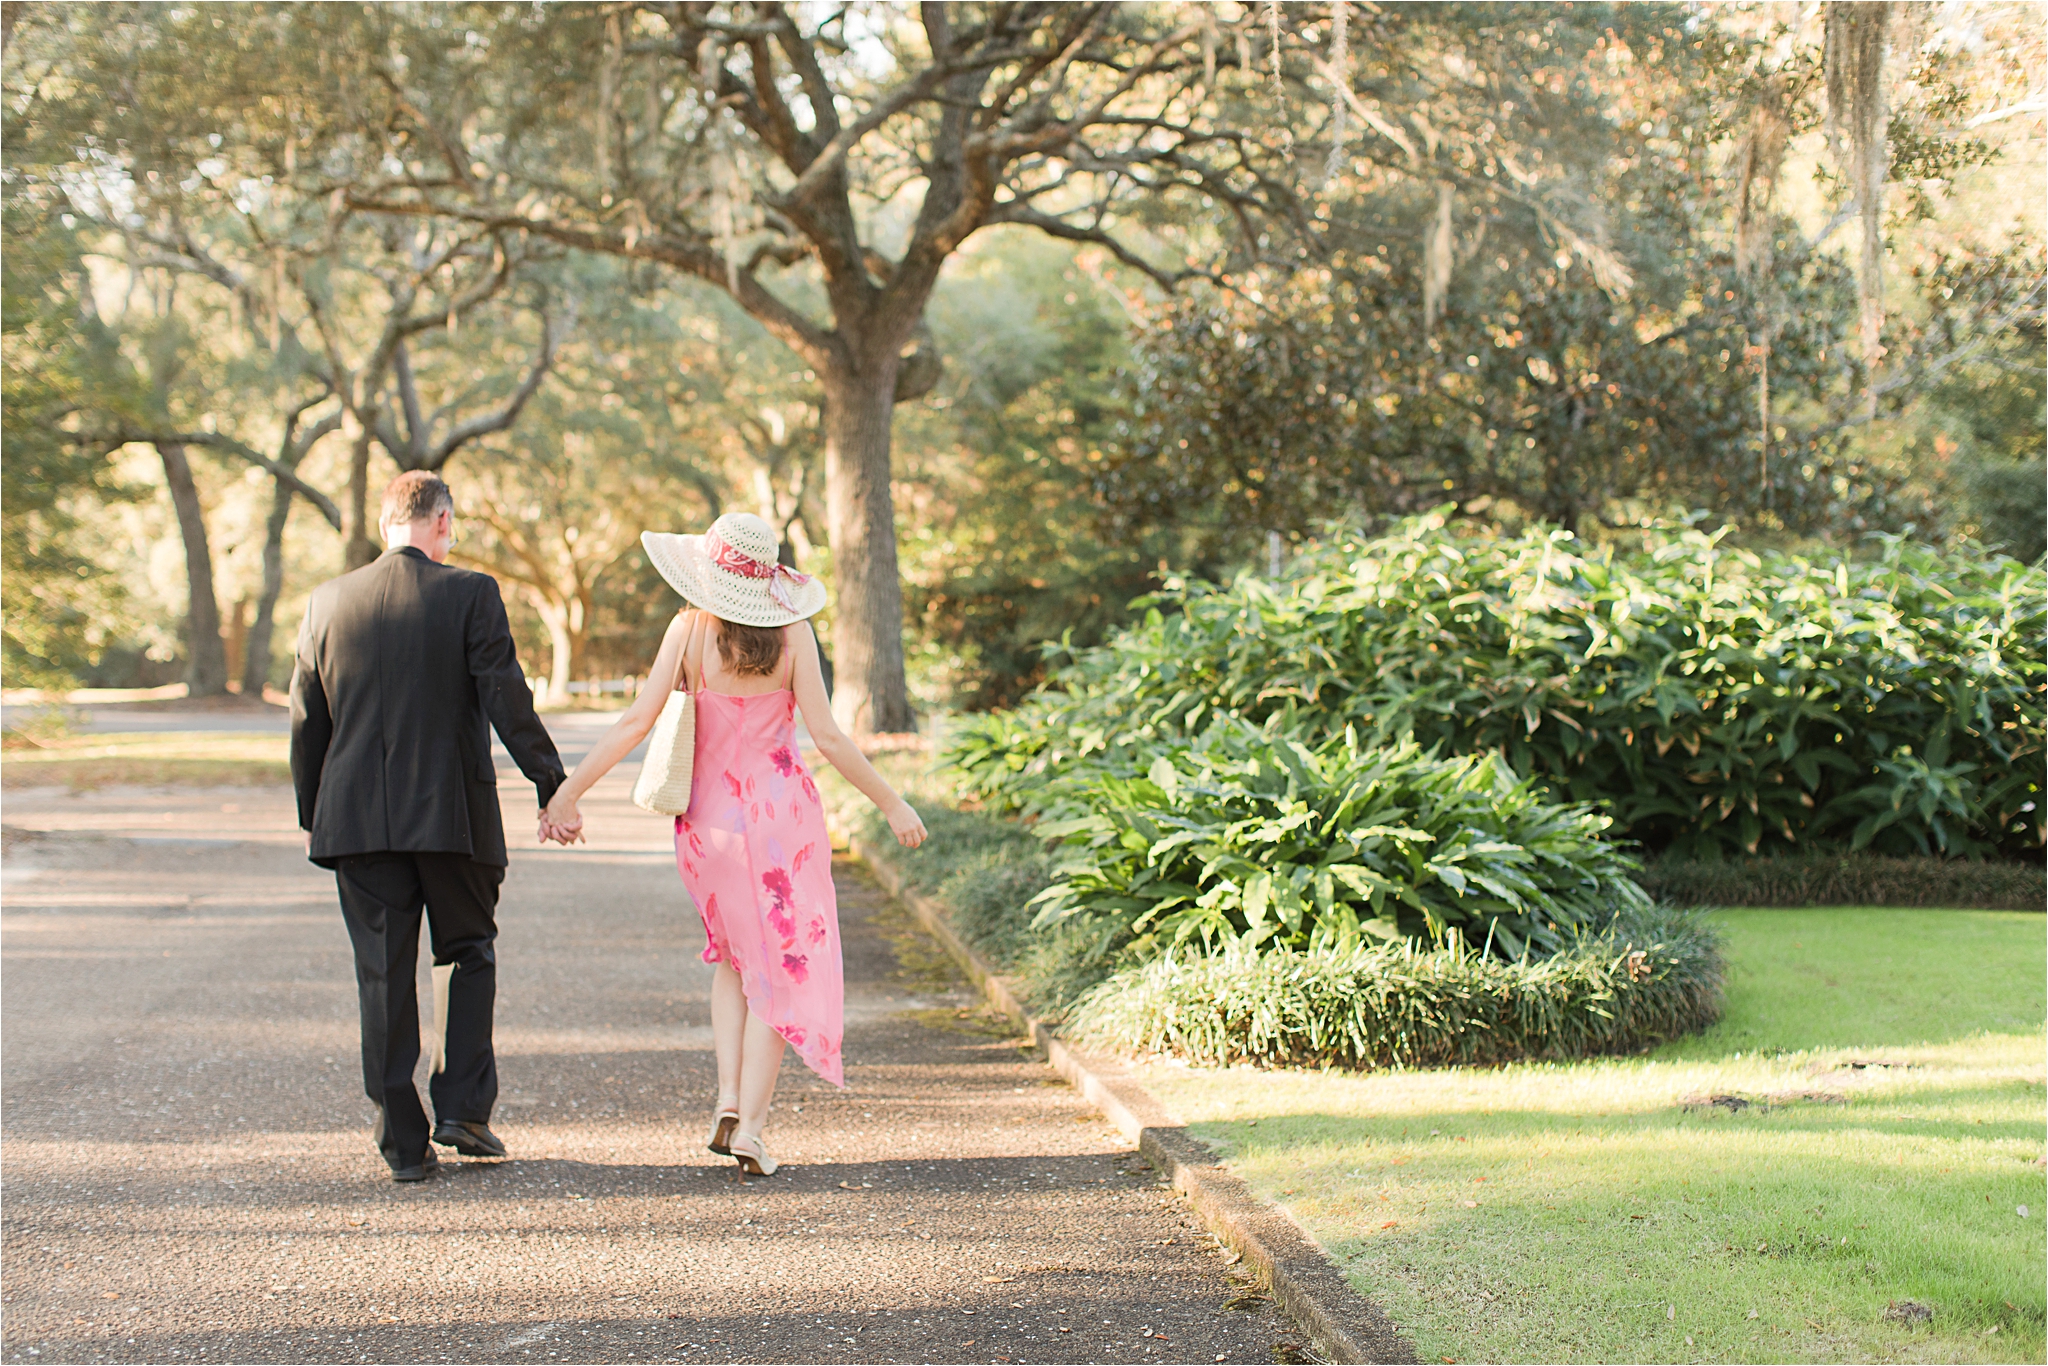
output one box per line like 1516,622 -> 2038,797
950,513 -> 2045,860
1636,851 -> 2047,910
863,802 -> 1041,899
856,803 -> 1117,1008
1025,719 -> 1650,962
1068,905 -> 1725,1070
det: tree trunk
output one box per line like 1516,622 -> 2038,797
243,481 -> 295,697
820,359 -> 915,735
157,442 -> 229,697
343,423 -> 378,569
223,598 -> 249,686
532,595 -> 581,706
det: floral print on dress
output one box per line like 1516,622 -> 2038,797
762,866 -> 796,945
691,889 -> 733,966
675,672 -> 846,1087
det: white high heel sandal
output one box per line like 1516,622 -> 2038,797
728,1131 -> 778,1178
707,1108 -> 739,1156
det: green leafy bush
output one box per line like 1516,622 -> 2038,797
951,513 -> 2045,860
855,803 -> 1115,1008
860,799 -> 1726,1067
1067,906 -> 1724,1070
1025,720 -> 1649,962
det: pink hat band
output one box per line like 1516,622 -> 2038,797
706,532 -> 815,614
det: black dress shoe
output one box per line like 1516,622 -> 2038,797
391,1148 -> 441,1183
431,1119 -> 507,1159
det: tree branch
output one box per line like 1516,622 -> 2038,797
984,204 -> 1194,289
345,195 -> 833,363
106,431 -> 343,529
424,304 -> 569,468
392,340 -> 427,454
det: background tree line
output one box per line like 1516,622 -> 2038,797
4,2 -> 2040,722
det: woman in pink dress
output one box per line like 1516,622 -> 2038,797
538,513 -> 927,1178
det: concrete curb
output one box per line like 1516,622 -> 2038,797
851,835 -> 1418,1366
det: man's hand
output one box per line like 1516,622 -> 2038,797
539,792 -> 585,846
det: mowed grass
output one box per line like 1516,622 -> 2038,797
1133,909 -> 2047,1364
0,730 -> 289,788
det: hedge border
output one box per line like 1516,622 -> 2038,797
1067,908 -> 1725,1072
1636,852 -> 2046,910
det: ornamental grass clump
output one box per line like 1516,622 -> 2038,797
1068,905 -> 1724,1070
1026,719 -> 1650,963
949,512 -> 2044,860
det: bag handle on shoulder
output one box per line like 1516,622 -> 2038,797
677,609 -> 706,694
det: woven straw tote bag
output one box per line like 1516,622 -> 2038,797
631,686 -> 696,814
632,613 -> 701,815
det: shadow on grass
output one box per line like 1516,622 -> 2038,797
1218,1077 -> 2046,1149
1197,1071 -> 2045,1362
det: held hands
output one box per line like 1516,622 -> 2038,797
888,800 -> 928,849
538,791 -> 585,846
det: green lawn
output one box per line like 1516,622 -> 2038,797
1132,909 -> 2048,1365
0,730 -> 289,788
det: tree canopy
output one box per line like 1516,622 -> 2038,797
3,1 -> 2040,716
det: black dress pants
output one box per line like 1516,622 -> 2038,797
335,852 -> 504,1170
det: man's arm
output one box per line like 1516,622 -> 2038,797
288,604 -> 331,833
466,575 -> 567,808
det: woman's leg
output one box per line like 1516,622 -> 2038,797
736,1013 -> 786,1137
710,961 -> 746,1113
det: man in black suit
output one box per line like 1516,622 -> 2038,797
290,471 -> 566,1182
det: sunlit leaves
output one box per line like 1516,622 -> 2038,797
951,511 -> 2045,860
1013,717 -> 1650,964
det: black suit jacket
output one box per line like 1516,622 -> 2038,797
290,547 -> 565,869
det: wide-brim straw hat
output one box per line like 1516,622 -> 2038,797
641,512 -> 826,628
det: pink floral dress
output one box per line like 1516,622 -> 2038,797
675,678 -> 844,1087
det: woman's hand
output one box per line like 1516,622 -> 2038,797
541,791 -> 584,846
887,800 -> 928,849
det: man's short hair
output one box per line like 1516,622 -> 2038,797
379,471 -> 454,531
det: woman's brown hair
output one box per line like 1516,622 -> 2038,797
715,617 -> 785,677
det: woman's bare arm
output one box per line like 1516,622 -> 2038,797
541,611 -> 699,840
787,621 -> 927,848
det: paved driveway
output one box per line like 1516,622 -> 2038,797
0,769 -> 1304,1364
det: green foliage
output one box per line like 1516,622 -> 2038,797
1106,215 -> 1878,551
1010,721 -> 1649,963
951,514 -> 2046,860
1094,4 -> 1902,552
0,191 -> 147,686
896,234 -> 1173,712
854,802 -> 1114,1009
1636,851 -> 2046,911
1066,904 -> 1723,1071
1904,243 -> 2047,564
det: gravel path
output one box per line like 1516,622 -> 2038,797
1,772 -> 1307,1365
